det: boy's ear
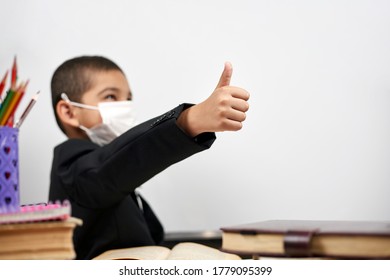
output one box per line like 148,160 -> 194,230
56,100 -> 80,128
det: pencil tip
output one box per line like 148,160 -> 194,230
33,91 -> 41,100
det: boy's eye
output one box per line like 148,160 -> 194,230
104,94 -> 117,101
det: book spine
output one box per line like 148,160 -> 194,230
283,230 -> 315,257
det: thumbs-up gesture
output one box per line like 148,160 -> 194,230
177,62 -> 250,137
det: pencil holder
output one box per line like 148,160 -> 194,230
0,126 -> 19,213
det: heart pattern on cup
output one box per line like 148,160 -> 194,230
3,146 -> 11,154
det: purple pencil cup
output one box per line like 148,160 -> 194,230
0,127 -> 20,213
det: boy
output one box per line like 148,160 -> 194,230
49,56 -> 249,259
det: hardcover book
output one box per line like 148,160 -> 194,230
220,220 -> 390,259
0,202 -> 81,259
0,217 -> 82,259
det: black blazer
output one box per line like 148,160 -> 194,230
49,104 -> 216,259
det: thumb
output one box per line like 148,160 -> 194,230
215,62 -> 233,89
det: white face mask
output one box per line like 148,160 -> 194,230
61,93 -> 138,146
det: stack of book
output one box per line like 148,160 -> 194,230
0,202 -> 81,259
220,220 -> 390,259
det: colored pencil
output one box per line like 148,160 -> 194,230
0,89 -> 16,125
0,71 -> 8,98
0,58 -> 34,128
14,90 -> 39,128
4,81 -> 28,126
11,56 -> 17,90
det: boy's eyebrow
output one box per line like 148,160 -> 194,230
97,87 -> 120,95
97,87 -> 133,99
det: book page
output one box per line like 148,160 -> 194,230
93,246 -> 171,260
167,242 -> 241,260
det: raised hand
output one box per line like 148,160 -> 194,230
177,62 -> 250,137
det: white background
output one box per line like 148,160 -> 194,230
1,0 -> 389,232
1,260 -> 390,280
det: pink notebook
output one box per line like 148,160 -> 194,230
0,201 -> 71,224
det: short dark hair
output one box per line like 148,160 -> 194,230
51,55 -> 123,134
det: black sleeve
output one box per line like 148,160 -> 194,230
50,104 -> 216,209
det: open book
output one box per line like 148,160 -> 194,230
93,242 -> 241,260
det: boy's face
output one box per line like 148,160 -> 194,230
75,70 -> 132,129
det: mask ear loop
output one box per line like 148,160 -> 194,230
60,93 -> 99,110
60,93 -> 99,136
